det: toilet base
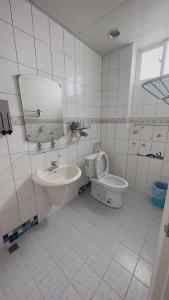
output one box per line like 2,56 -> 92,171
91,180 -> 125,208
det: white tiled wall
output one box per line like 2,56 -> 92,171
0,0 -> 102,245
101,43 -> 169,192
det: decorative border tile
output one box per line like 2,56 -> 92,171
11,115 -> 169,127
11,116 -> 102,126
3,216 -> 38,245
100,117 -> 169,125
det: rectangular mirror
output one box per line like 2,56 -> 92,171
19,75 -> 64,142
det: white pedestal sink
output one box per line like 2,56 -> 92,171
32,164 -> 81,206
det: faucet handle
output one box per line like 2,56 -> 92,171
50,160 -> 59,166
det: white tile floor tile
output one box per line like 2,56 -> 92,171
149,219 -> 161,233
18,235 -> 45,263
145,228 -> 159,245
2,268 -> 35,300
25,288 -> 44,300
44,238 -> 70,263
93,281 -> 121,300
122,232 -> 144,255
30,221 -> 60,241
71,234 -> 95,260
0,288 -> 5,300
73,215 -> 91,234
0,252 -> 25,282
114,245 -> 139,274
104,261 -> 132,298
57,248 -> 83,281
72,264 -> 101,300
141,242 -> 155,264
86,247 -> 112,277
18,246 -> 47,267
38,267 -> 69,300
134,258 -> 153,287
103,223 -> 126,243
111,208 -> 135,229
92,215 -> 112,232
59,284 -> 82,300
96,239 -> 120,258
128,222 -> 149,241
84,224 -> 104,242
125,277 -> 148,300
54,224 -> 81,245
0,188 -> 162,300
26,252 -> 56,283
0,256 -> 36,299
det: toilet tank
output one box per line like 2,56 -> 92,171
85,153 -> 98,178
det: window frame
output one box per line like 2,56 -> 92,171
136,40 -> 169,84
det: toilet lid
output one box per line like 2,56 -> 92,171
95,151 -> 109,179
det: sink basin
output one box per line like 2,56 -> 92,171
32,164 -> 81,187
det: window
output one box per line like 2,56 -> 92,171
139,40 -> 169,81
164,42 -> 169,74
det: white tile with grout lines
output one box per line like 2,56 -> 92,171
93,281 -> 121,300
125,277 -> 148,300
103,260 -> 132,299
0,188 -> 161,299
86,246 -> 112,278
114,245 -> 139,274
57,248 -> 84,281
72,264 -> 101,300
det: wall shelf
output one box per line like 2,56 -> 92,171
28,143 -> 67,155
142,73 -> 169,105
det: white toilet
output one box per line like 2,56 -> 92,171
85,151 -> 129,208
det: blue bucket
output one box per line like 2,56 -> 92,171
151,181 -> 168,208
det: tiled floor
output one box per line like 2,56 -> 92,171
0,188 -> 162,300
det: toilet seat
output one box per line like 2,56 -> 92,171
95,151 -> 109,179
99,174 -> 128,189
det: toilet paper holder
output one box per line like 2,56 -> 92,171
0,100 -> 13,135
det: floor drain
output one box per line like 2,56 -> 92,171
8,243 -> 19,254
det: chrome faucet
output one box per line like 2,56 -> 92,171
48,160 -> 59,171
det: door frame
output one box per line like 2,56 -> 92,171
148,189 -> 169,300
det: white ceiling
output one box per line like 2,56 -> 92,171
31,0 -> 169,55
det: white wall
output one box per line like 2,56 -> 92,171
0,0 -> 102,247
101,44 -> 134,176
101,43 -> 169,192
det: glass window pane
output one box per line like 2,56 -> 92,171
140,46 -> 163,80
164,42 -> 169,75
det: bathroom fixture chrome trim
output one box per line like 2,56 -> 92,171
37,142 -> 43,151
47,160 -> 60,171
142,74 -> 169,105
51,136 -> 55,148
24,108 -> 43,118
50,160 -> 59,170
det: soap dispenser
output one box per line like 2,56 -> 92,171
0,100 -> 13,135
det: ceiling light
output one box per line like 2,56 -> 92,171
107,29 -> 120,39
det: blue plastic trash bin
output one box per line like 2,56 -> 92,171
150,181 -> 168,208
